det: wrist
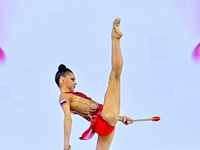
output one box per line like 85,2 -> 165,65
65,143 -> 70,146
118,116 -> 123,122
64,143 -> 71,150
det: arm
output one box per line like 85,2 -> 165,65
60,95 -> 72,150
64,113 -> 72,150
118,116 -> 123,122
118,115 -> 133,125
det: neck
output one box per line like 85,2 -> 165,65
60,87 -> 71,93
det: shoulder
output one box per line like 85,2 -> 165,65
59,93 -> 73,105
59,93 -> 73,101
59,94 -> 73,118
59,94 -> 72,116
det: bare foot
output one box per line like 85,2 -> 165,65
112,18 -> 123,39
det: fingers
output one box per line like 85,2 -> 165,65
126,120 -> 133,125
124,120 -> 132,125
123,117 -> 133,125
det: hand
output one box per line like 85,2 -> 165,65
64,144 -> 71,150
122,116 -> 133,125
64,147 -> 71,150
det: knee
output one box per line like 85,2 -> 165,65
114,72 -> 121,80
103,114 -> 119,127
110,71 -> 121,80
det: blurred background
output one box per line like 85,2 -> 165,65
0,0 -> 200,149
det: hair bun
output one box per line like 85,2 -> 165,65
58,64 -> 67,72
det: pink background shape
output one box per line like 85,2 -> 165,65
0,47 -> 6,63
192,43 -> 200,61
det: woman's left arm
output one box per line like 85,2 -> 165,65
118,116 -> 133,125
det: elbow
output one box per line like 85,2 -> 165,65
64,118 -> 72,123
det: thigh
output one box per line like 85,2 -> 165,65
96,129 -> 115,150
101,71 -> 121,126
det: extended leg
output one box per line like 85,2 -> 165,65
101,18 -> 123,127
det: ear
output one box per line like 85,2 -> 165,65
60,77 -> 66,85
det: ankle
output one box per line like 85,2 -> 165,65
112,36 -> 120,41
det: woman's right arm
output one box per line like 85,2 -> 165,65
60,95 -> 72,150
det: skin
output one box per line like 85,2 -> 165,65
59,19 -> 134,150
60,72 -> 77,93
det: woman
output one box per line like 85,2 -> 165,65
55,18 -> 133,150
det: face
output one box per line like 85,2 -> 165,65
60,72 -> 77,92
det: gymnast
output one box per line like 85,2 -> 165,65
55,18 -> 133,150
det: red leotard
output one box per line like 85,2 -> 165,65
61,92 -> 115,140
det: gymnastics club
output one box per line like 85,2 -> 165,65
125,116 -> 160,124
132,116 -> 160,122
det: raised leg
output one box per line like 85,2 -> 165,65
101,18 -> 123,127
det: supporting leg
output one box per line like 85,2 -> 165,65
96,129 -> 115,150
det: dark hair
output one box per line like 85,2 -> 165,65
55,64 -> 73,87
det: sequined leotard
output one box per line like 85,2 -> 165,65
60,92 -> 115,140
